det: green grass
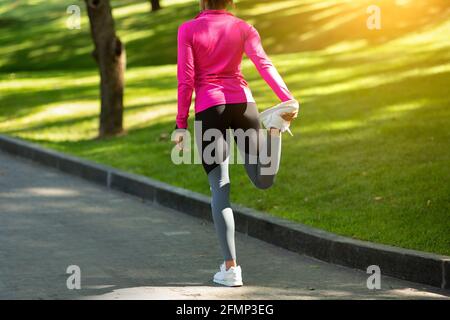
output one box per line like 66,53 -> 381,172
1,0 -> 449,255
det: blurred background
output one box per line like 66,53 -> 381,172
0,0 -> 449,255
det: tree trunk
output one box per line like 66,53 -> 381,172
85,0 -> 126,138
150,0 -> 161,12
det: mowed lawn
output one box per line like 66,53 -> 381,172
0,0 -> 449,255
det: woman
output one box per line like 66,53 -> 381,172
173,0 -> 299,287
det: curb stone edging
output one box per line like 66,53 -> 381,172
0,134 -> 449,290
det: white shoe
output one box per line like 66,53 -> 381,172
259,99 -> 299,136
213,263 -> 243,287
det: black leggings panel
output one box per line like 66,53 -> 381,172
194,102 -> 262,174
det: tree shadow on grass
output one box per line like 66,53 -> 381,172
1,0 -> 450,71
0,85 -> 98,121
2,102 -> 173,136
279,42 -> 450,81
0,0 -> 197,72
238,0 -> 450,54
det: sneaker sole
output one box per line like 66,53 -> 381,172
213,278 -> 243,287
259,100 -> 299,118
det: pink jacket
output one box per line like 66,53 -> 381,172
176,9 -> 294,129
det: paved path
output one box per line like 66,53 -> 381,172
0,151 -> 448,300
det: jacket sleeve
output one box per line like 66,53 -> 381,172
244,24 -> 294,102
176,23 -> 195,129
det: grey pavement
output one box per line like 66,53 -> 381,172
0,150 -> 449,300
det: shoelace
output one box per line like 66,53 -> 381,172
280,117 -> 294,136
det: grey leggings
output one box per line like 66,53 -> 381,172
195,102 -> 282,261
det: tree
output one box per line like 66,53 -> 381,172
85,0 -> 126,138
150,0 -> 161,12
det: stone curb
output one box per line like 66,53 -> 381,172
0,134 -> 449,289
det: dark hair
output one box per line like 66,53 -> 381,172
207,0 -> 234,9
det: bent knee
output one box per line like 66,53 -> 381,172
253,179 -> 274,190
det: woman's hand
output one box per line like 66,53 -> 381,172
281,110 -> 298,122
173,129 -> 186,151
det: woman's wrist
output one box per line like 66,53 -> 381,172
175,124 -> 187,130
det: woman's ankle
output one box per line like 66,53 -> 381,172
225,260 -> 237,270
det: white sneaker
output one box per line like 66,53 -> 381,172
213,263 -> 243,287
259,99 -> 299,136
